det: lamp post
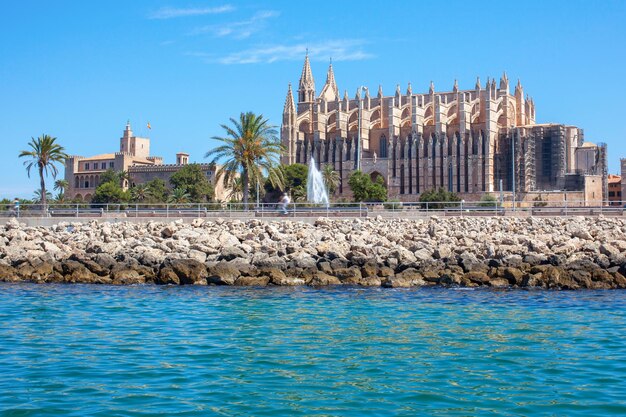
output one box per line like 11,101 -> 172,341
357,86 -> 368,171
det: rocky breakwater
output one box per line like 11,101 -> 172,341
0,216 -> 625,289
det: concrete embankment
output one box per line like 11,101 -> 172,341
0,216 -> 625,289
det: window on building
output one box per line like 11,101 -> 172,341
101,162 -> 106,169
84,181 -> 89,188
85,163 -> 90,170
379,135 -> 387,158
109,162 -> 114,168
609,191 -> 615,197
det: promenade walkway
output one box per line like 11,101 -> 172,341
0,201 -> 623,227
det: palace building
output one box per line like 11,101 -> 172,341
281,55 -> 608,203
64,122 -> 227,202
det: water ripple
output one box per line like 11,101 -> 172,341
1,284 -> 625,416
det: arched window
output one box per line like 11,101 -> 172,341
75,176 -> 79,189
379,135 -> 387,158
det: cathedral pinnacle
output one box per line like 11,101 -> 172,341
407,82 -> 412,95
453,79 -> 459,93
377,84 -> 383,98
283,83 -> 295,114
298,53 -> 314,90
475,77 -> 481,90
319,59 -> 338,101
297,53 -> 315,102
429,81 -> 435,94
500,71 -> 509,91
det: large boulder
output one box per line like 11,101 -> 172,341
207,261 -> 240,285
382,268 -> 424,288
167,259 -> 208,285
308,272 -> 341,286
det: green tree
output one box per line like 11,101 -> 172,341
226,176 -> 243,202
168,187 -> 190,204
99,169 -> 119,185
54,179 -> 69,193
54,191 -> 66,203
348,171 -> 387,202
478,193 -> 498,207
206,112 -> 284,208
18,134 -> 68,210
264,163 -> 308,203
170,164 -> 214,203
145,179 -> 168,203
33,189 -> 53,204
283,163 -> 308,190
130,183 -> 149,202
91,182 -> 129,204
419,187 -> 460,209
322,164 -> 340,195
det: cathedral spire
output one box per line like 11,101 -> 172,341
453,79 -> 459,93
298,52 -> 315,102
429,80 -> 435,94
377,84 -> 383,98
283,83 -> 295,114
406,82 -> 412,96
319,59 -> 338,101
499,71 -> 509,92
475,76 -> 481,90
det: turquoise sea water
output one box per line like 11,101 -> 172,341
1,285 -> 625,416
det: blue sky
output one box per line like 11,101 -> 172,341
1,0 -> 625,198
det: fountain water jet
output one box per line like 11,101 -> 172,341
307,158 -> 330,207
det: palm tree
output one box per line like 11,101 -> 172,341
53,179 -> 69,204
33,189 -> 53,204
54,179 -> 69,193
206,112 -> 284,209
226,176 -> 243,202
131,183 -> 149,202
54,191 -> 66,204
322,164 -> 340,195
168,187 -> 190,204
19,135 -> 68,210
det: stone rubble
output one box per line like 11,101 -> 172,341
0,215 -> 625,289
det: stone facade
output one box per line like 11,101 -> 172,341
281,55 -> 608,202
65,122 -> 227,202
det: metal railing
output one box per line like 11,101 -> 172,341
0,200 -> 624,219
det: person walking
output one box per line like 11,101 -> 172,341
13,198 -> 20,218
279,192 -> 291,215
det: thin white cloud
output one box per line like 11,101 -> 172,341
215,40 -> 374,64
149,5 -> 234,20
191,10 -> 279,39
